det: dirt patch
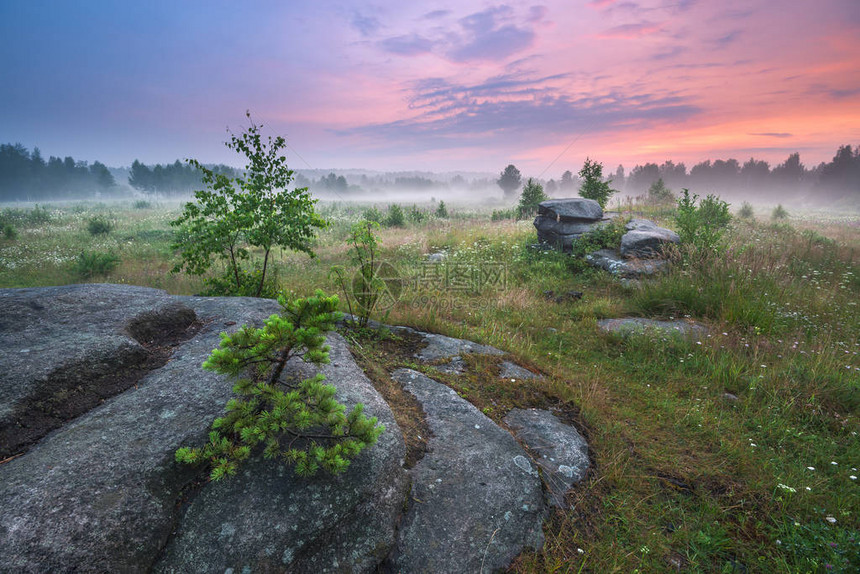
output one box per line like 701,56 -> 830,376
345,328 -> 432,469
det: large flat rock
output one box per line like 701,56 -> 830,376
155,333 -> 407,574
388,368 -> 545,573
0,284 -> 197,457
537,198 -> 603,222
0,286 -> 406,573
0,292 -> 281,572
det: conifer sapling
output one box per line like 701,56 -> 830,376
175,290 -> 385,480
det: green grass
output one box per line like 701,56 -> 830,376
1,198 -> 858,573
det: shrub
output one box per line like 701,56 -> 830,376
772,204 -> 789,220
385,204 -> 405,227
674,189 -> 731,252
330,221 -> 386,327
570,217 -> 627,258
435,200 -> 448,218
738,201 -> 754,219
517,178 -> 548,219
491,208 -> 516,221
2,224 -> 17,240
133,199 -> 152,209
87,215 -> 114,235
202,265 -> 282,299
74,250 -> 120,278
578,158 -> 616,208
174,291 -> 384,480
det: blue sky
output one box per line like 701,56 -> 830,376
1,0 -> 858,176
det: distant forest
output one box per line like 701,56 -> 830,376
1,141 -> 858,202
611,146 -> 860,200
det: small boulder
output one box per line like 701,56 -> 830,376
587,248 -> 669,277
620,226 -> 680,259
504,408 -> 590,508
625,218 -> 659,231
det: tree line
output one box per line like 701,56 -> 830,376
497,144 -> 859,203
0,143 -> 116,201
616,146 -> 860,199
128,159 -> 236,195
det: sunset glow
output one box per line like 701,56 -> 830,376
1,0 -> 858,176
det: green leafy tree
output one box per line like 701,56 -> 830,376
171,112 -> 326,297
578,158 -> 616,208
497,164 -> 522,200
772,204 -> 789,220
517,178 -> 548,219
674,189 -> 732,252
175,291 -> 385,480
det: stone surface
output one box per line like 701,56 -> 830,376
0,291 -> 281,572
619,226 -> 680,259
415,331 -> 505,362
597,317 -> 709,339
499,361 -> 542,380
388,368 -> 546,573
537,198 -> 603,222
156,333 -> 407,574
504,409 -> 589,508
533,216 -> 608,251
587,248 -> 669,277
625,218 -> 659,231
0,283 -> 197,457
0,286 -> 406,573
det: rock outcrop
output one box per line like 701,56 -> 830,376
0,285 -> 405,573
504,409 -> 590,508
532,199 -> 679,276
1,284 -> 590,572
533,198 -> 608,251
387,369 -> 546,573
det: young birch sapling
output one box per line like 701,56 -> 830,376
175,290 -> 385,480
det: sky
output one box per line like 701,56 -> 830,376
1,0 -> 859,178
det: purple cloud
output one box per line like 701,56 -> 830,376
379,34 -> 435,56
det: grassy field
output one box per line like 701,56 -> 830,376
1,197 -> 858,572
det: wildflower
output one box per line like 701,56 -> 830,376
826,516 -> 837,523
850,476 -> 857,480
777,484 -> 796,493
831,461 -> 838,465
807,466 -> 815,471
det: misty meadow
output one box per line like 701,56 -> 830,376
2,0 -> 860,572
